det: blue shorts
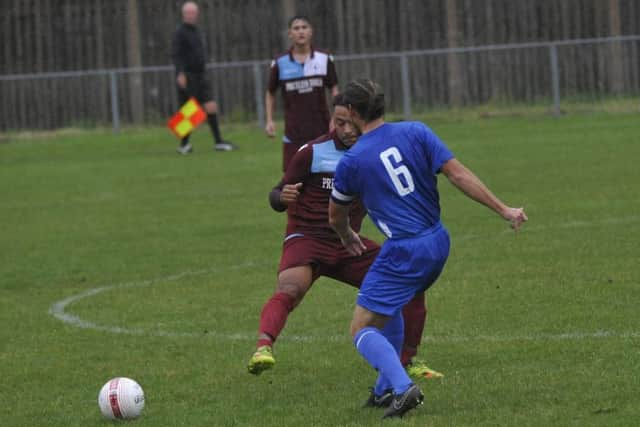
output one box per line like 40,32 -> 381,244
357,222 -> 450,317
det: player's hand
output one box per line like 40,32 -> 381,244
502,207 -> 528,232
339,229 -> 367,256
176,73 -> 187,89
280,183 -> 303,205
265,120 -> 276,138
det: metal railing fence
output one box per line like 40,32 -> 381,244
1,35 -> 639,133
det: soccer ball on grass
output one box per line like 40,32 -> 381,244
98,377 -> 145,420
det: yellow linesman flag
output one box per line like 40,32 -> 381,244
167,97 -> 207,139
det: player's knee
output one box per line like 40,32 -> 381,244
350,313 -> 367,338
276,282 -> 306,307
350,305 -> 387,338
349,322 -> 360,339
350,319 -> 370,339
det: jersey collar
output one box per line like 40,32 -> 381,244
288,45 -> 315,62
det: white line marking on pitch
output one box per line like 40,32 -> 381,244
49,215 -> 640,343
48,265 -> 639,344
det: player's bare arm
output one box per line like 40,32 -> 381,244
329,199 -> 366,256
265,91 -> 276,137
440,158 -> 528,231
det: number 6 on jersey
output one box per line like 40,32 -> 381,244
380,147 -> 415,196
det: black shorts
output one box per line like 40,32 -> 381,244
176,72 -> 213,105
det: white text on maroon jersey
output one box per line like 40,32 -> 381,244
285,78 -> 324,94
322,177 -> 334,189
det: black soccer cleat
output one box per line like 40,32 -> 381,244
362,387 -> 394,408
382,384 -> 424,419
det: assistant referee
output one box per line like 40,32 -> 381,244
171,1 -> 236,154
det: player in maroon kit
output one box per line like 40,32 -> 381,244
248,94 -> 442,387
265,15 -> 339,171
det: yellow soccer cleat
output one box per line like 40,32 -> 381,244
406,360 -> 444,381
247,345 -> 275,375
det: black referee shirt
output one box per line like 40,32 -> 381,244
171,23 -> 206,73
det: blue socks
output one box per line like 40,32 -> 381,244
373,312 -> 404,395
354,320 -> 412,395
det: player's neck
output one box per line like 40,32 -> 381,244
292,43 -> 311,57
361,118 -> 385,135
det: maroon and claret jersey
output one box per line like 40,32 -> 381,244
276,133 -> 366,241
268,48 -> 338,145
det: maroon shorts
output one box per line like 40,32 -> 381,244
278,234 -> 380,288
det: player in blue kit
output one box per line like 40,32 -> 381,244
329,79 -> 527,418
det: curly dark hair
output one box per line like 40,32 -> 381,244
343,79 -> 385,122
332,92 -> 347,108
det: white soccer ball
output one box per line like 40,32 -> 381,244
98,377 -> 145,420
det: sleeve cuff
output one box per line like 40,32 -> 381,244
269,189 -> 287,212
331,188 -> 354,205
435,154 -> 455,174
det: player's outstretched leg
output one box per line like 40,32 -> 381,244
247,266 -> 313,375
247,292 -> 295,375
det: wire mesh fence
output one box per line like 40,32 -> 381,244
1,35 -> 639,133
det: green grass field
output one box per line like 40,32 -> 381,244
1,113 -> 639,426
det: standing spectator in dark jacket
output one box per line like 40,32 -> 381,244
171,1 -> 236,154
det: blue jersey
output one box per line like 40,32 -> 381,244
331,121 -> 454,239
